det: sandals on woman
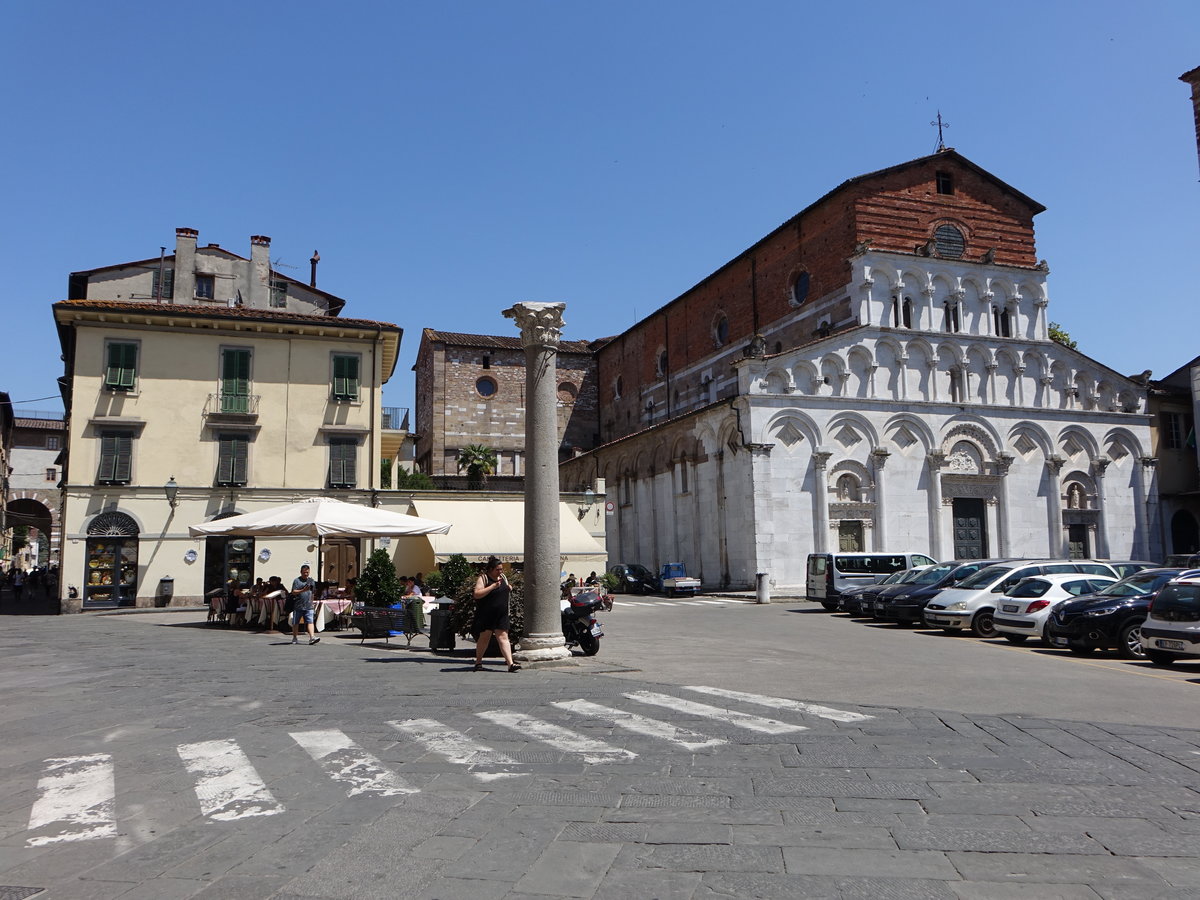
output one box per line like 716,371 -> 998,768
472,662 -> 484,671
508,663 -> 522,672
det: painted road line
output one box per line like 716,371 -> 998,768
290,730 -> 417,796
552,699 -> 727,751
625,690 -> 807,735
389,718 -> 521,781
690,599 -> 731,605
177,739 -> 283,821
681,685 -> 873,723
476,710 -> 639,764
26,753 -> 117,847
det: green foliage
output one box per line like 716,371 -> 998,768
1048,322 -> 1077,350
456,444 -> 497,489
356,548 -> 403,608
600,571 -> 619,593
11,526 -> 28,554
396,468 -> 436,490
380,459 -> 392,489
422,569 -> 443,596
447,560 -> 526,645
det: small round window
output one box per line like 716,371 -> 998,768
934,225 -> 965,259
476,376 -> 497,398
557,382 -> 577,402
657,348 -> 669,376
791,271 -> 810,305
613,375 -> 623,399
714,314 -> 729,346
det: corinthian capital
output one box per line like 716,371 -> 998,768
503,302 -> 566,350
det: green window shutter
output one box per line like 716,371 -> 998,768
221,349 -> 252,413
152,267 -> 174,300
106,343 -> 137,390
330,440 -> 356,487
98,431 -> 133,483
217,434 -> 248,484
333,355 -> 360,400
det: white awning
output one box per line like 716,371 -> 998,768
408,499 -> 604,563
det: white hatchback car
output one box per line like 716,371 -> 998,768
992,573 -> 1117,645
1140,569 -> 1200,666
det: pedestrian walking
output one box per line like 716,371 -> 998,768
289,564 -> 320,645
472,556 -> 519,672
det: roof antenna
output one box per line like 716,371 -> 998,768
931,111 -> 950,152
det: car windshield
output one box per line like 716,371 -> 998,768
626,565 -> 653,579
894,569 -> 927,584
1007,579 -> 1051,598
1095,572 -> 1175,598
915,564 -> 955,584
957,564 -> 1012,589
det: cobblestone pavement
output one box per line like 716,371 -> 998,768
0,609 -> 1197,899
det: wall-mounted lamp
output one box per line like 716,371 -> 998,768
164,476 -> 179,508
577,488 -> 596,519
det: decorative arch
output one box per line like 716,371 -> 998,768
1007,422 -> 1054,460
826,411 -> 880,450
882,413 -> 936,455
1061,471 -> 1097,508
87,510 -> 140,536
761,366 -> 792,394
940,419 -> 1002,460
761,409 -> 820,451
1056,425 -> 1099,462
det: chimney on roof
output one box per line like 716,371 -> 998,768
310,250 -> 320,288
249,235 -> 271,308
175,228 -> 198,303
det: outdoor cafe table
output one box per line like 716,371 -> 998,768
314,598 -> 352,632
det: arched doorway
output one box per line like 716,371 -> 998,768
84,511 -> 139,608
1172,509 -> 1200,555
6,497 -> 53,569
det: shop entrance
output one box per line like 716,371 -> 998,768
83,511 -> 139,609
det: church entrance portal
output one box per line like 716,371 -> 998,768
952,498 -> 987,560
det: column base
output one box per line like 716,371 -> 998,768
514,631 -> 571,664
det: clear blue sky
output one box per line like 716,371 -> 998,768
3,1 -> 1197,417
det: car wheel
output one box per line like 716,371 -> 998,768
971,610 -> 998,639
1146,650 -> 1177,667
821,601 -> 838,611
1002,634 -> 1028,644
1117,621 -> 1146,660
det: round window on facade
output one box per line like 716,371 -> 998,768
657,348 -> 669,376
714,314 -> 730,346
557,381 -> 577,403
476,376 -> 497,398
791,271 -> 811,306
934,224 -> 965,259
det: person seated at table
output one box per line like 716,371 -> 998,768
585,571 -> 599,585
403,577 -> 423,598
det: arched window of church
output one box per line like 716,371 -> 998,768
934,224 -> 965,259
903,298 -> 913,329
943,301 -> 961,333
993,305 -> 1012,338
835,473 -> 861,502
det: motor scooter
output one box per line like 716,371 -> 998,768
561,587 -> 605,656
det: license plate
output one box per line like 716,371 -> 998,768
1002,604 -> 1019,613
590,624 -> 604,637
926,616 -> 947,625
1156,639 -> 1185,651
1051,637 -> 1068,647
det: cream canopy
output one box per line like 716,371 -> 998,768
188,497 -> 452,539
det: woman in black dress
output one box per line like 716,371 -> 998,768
472,556 -> 520,672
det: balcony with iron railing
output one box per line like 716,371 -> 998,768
203,393 -> 261,422
382,406 -> 410,431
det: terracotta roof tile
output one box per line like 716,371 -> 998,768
53,299 -> 398,330
424,328 -> 593,354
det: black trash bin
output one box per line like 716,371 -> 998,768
428,602 -> 456,651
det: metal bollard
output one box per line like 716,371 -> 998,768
755,572 -> 770,604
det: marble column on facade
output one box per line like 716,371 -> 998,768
926,450 -> 946,558
1131,456 -> 1151,561
1046,455 -> 1065,557
871,448 -> 890,550
994,452 -> 1014,557
1140,457 -> 1160,562
502,301 -> 570,663
1091,456 -> 1111,560
1034,296 -> 1049,339
812,450 -> 832,553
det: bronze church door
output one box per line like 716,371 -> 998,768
952,499 -> 987,560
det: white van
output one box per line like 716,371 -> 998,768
923,559 -> 1120,638
807,552 -> 937,611
1140,569 -> 1200,666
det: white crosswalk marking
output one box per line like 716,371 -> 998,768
681,685 -> 873,723
624,690 -> 807,734
290,730 -> 417,796
552,699 -> 726,751
389,718 -> 521,781
690,599 -> 732,605
177,739 -> 283,821
26,754 -> 117,847
476,710 -> 638,763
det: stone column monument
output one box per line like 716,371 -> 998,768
503,302 -> 571,664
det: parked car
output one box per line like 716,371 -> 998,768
1139,569 -> 1200,666
659,562 -> 701,597
607,563 -> 658,595
1105,560 -> 1159,578
992,573 -> 1118,644
840,568 -> 924,616
923,559 -> 1121,638
1163,553 -> 1200,568
1045,568 -> 1184,659
876,559 -> 1016,625
806,551 -> 937,611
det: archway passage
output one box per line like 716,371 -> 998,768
6,498 -> 53,567
1172,509 -> 1200,555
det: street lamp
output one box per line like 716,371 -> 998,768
164,476 -> 179,509
577,487 -> 595,519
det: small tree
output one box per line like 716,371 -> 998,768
380,458 -> 393,489
396,468 -> 436,490
356,548 -> 403,608
445,556 -> 526,646
1048,322 -> 1077,350
456,444 -> 497,490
